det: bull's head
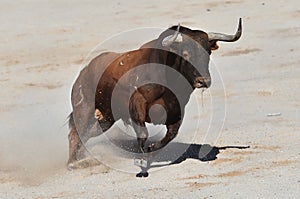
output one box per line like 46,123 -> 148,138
160,18 -> 242,89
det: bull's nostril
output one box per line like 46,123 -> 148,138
194,77 -> 211,88
199,80 -> 207,87
198,79 -> 204,84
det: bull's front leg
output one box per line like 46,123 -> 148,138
129,92 -> 149,152
132,122 -> 148,153
148,120 -> 182,152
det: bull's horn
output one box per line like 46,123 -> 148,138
162,24 -> 183,46
208,18 -> 242,42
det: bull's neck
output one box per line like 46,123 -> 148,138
149,48 -> 195,99
161,49 -> 195,87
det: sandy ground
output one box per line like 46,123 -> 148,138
0,0 -> 299,198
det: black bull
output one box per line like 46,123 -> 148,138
67,19 -> 242,166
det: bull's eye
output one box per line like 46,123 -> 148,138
182,50 -> 190,60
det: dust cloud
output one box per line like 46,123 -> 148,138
0,101 -> 69,185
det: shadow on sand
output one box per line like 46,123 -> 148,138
106,138 -> 249,163
86,134 -> 250,177
151,143 -> 250,165
135,142 -> 250,176
96,137 -> 250,176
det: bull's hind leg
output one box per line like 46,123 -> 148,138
67,113 -> 98,164
148,120 -> 182,152
67,114 -> 114,169
67,108 -> 112,162
68,127 -> 84,164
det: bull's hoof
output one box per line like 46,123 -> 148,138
147,143 -> 161,152
136,172 -> 149,178
147,143 -> 154,153
67,158 -> 101,170
67,163 -> 75,170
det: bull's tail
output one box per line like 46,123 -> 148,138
68,112 -> 75,129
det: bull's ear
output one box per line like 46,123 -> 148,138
210,40 -> 219,51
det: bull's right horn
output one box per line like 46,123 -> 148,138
208,18 -> 242,42
162,24 -> 183,46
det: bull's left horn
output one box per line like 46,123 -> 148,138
162,24 -> 183,46
208,18 -> 242,42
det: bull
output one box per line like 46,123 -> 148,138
67,19 -> 242,168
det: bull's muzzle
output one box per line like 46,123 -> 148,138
194,76 -> 211,88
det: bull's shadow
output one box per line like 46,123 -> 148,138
86,135 -> 250,177
91,135 -> 250,169
150,143 -> 249,166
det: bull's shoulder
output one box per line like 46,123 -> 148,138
101,49 -> 146,80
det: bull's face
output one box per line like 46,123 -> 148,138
167,31 -> 212,89
161,19 -> 242,89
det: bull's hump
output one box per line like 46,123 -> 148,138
108,48 -> 153,79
